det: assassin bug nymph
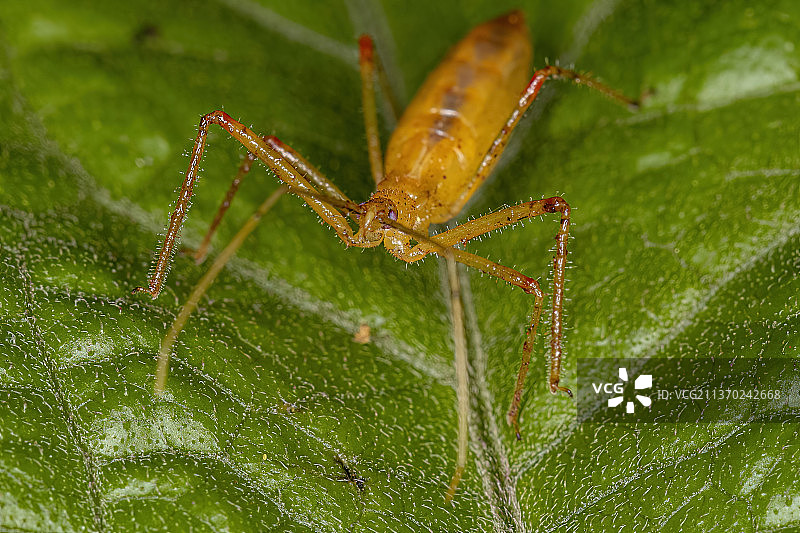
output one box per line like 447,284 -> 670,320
135,9 -> 636,499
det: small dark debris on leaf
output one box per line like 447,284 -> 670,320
334,455 -> 366,493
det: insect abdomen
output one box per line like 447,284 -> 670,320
381,10 -> 532,223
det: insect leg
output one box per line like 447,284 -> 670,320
447,247 -> 546,442
193,133 -> 351,264
264,135 -> 349,202
359,34 -> 402,119
192,149 -> 258,264
444,255 -> 469,502
155,185 -> 287,393
456,65 -> 636,208
134,110 -> 370,299
359,35 -> 384,185
153,133 -> 360,392
392,196 -> 571,438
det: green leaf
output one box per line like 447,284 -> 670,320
1,0 -> 799,531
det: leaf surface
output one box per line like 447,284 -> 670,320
1,0 -> 799,531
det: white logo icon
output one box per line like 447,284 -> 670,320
608,368 -> 652,413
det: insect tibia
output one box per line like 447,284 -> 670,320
130,285 -> 154,297
133,231 -> 179,299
